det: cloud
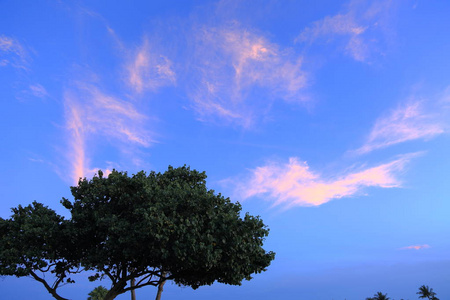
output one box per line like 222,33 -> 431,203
188,22 -> 308,127
65,98 -> 87,183
29,84 -> 48,98
69,8 -> 176,95
297,0 -> 394,62
355,101 -> 445,154
125,37 -> 176,93
399,244 -> 431,250
64,82 -> 154,183
0,35 -> 28,69
69,10 -> 177,94
235,154 -> 416,208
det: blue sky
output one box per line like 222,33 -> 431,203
1,0 -> 449,299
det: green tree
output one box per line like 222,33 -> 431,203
1,166 -> 275,300
417,285 -> 439,300
88,286 -> 109,300
0,202 -> 79,300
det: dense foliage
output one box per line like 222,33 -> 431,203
88,286 -> 109,300
0,202 -> 79,300
0,166 -> 275,300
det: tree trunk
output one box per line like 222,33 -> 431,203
154,280 -> 166,300
103,282 -> 126,300
103,290 -> 120,300
130,278 -> 136,300
103,290 -> 119,300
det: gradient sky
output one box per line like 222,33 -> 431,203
1,1 -> 449,299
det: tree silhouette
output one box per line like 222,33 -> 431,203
366,291 -> 390,300
417,285 -> 439,300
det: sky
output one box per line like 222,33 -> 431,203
1,0 -> 449,299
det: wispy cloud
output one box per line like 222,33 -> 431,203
297,0 -> 394,62
188,22 -> 308,127
235,154 -> 416,208
399,244 -> 431,250
65,97 -> 87,183
67,7 -> 176,95
125,37 -> 176,93
0,35 -> 28,69
64,82 -> 154,183
29,84 -> 49,98
355,101 -> 445,154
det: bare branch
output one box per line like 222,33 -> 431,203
136,273 -> 154,286
121,280 -> 160,293
101,267 -> 115,283
37,262 -> 56,273
29,271 -> 69,300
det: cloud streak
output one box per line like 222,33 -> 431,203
399,244 -> 431,250
355,101 -> 445,154
188,22 -> 308,127
236,154 -> 416,208
64,82 -> 154,183
297,0 -> 394,62
29,84 -> 48,98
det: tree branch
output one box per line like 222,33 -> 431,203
121,280 -> 160,293
37,262 -> 56,273
101,267 -> 115,283
52,274 -> 65,290
29,271 -> 69,300
136,273 -> 154,286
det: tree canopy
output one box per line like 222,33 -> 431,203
0,166 -> 275,300
417,285 -> 439,300
366,291 -> 390,300
0,201 -> 79,300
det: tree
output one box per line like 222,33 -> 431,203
0,202 -> 80,300
1,166 -> 275,300
88,286 -> 109,300
417,285 -> 439,300
366,292 -> 390,300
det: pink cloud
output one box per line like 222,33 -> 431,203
297,0 -> 394,62
237,154 -> 416,208
189,23 -> 308,127
64,82 -> 154,183
126,38 -> 176,93
84,21 -> 176,94
399,244 -> 431,250
0,35 -> 28,69
65,99 -> 87,183
356,101 -> 444,154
